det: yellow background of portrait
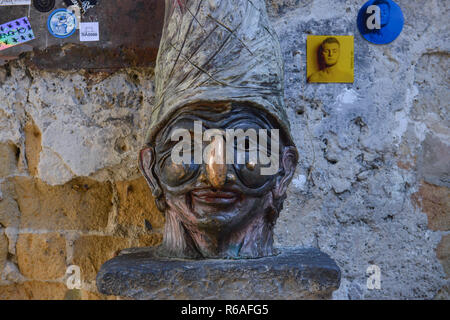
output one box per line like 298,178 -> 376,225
307,35 -> 354,83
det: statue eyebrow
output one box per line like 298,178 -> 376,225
158,124 -> 194,146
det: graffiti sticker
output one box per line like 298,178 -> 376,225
79,22 -> 99,41
0,17 -> 35,51
63,0 -> 97,14
47,8 -> 77,39
33,0 -> 55,12
0,0 -> 31,5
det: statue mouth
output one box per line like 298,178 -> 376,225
190,188 -> 240,205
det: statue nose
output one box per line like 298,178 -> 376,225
205,135 -> 227,188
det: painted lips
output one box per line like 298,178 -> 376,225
191,189 -> 240,205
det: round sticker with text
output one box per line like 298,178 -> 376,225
357,0 -> 404,44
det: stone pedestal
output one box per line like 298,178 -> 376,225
96,247 -> 341,300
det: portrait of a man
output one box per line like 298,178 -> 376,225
307,36 -> 354,83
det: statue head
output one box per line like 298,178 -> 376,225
139,0 -> 298,259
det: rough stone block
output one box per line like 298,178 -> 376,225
73,236 -> 131,282
0,231 -> 7,275
0,281 -> 67,300
132,234 -> 163,247
14,177 -> 112,231
97,247 -> 341,300
418,134 -> 450,187
437,234 -> 450,277
24,120 -> 42,177
434,283 -> 450,300
63,289 -> 82,300
413,53 -> 449,143
0,143 -> 18,178
0,180 -> 21,229
81,290 -> 118,300
115,177 -> 165,230
16,233 -> 67,280
63,289 -> 117,300
412,181 -> 450,231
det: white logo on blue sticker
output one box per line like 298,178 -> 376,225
357,0 -> 404,45
47,8 -> 77,39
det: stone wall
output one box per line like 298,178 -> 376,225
0,0 -> 449,299
0,65 -> 164,299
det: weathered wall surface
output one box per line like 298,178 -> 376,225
268,0 -> 449,299
0,0 -> 448,299
0,65 -> 164,299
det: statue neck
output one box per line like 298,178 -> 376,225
161,196 -> 277,259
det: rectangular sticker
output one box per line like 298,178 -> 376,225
307,35 -> 354,83
79,22 -> 99,42
0,0 -> 31,5
0,17 -> 35,51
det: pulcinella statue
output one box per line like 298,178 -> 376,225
139,0 -> 299,259
97,0 -> 341,300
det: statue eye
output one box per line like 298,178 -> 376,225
233,162 -> 272,189
234,136 -> 258,154
159,155 -> 199,187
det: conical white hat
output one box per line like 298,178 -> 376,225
146,0 -> 293,146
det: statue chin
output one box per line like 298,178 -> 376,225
160,189 -> 275,259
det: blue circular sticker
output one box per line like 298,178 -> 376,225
357,0 -> 404,44
47,9 -> 77,39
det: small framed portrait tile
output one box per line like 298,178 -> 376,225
307,35 -> 354,83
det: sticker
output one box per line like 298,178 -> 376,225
0,17 -> 35,51
307,35 -> 354,83
63,0 -> 97,14
357,0 -> 404,45
79,22 -> 99,42
67,5 -> 81,29
0,0 -> 31,5
47,9 -> 77,39
33,0 -> 55,12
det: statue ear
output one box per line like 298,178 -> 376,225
273,146 -> 298,200
139,147 -> 166,211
